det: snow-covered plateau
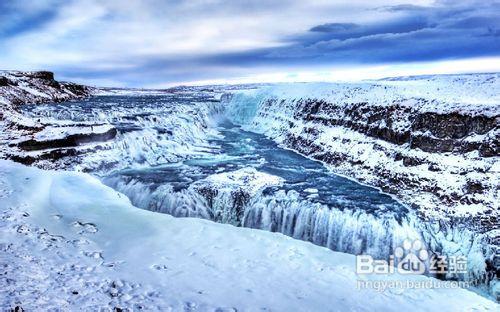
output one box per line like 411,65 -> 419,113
0,71 -> 499,309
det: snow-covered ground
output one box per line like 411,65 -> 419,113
1,71 -> 499,308
1,160 -> 497,310
228,73 -> 499,117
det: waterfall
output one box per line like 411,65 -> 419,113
104,174 -> 422,261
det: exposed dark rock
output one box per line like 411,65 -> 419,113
8,148 -> 81,166
428,163 -> 441,172
231,189 -> 250,225
62,82 -> 94,97
412,113 -> 497,138
402,156 -> 424,167
25,71 -> 55,80
479,137 -> 500,157
465,180 -> 485,194
278,98 -> 499,156
195,186 -> 218,210
195,186 -> 250,226
410,134 -> 482,154
0,76 -> 10,86
17,127 -> 117,151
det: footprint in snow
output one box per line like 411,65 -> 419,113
151,264 -> 169,271
72,221 -> 98,234
52,214 -> 62,220
83,251 -> 103,260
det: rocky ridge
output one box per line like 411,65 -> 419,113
0,70 -> 92,106
0,71 -> 111,166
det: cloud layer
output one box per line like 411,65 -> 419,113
0,0 -> 498,86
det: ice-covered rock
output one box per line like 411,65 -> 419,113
4,124 -> 117,167
192,167 -> 284,225
18,125 -> 117,151
194,167 -> 283,195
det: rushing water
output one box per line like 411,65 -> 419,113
97,108 -> 422,261
22,93 -> 422,259
19,91 -> 496,298
107,119 -> 409,217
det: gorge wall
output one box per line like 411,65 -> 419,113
225,74 -> 499,223
224,74 -> 499,296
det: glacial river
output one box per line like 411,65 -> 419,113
23,93 -> 420,260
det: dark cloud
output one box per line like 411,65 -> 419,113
379,4 -> 430,12
307,17 -> 431,41
3,0 -> 498,86
259,0 -> 500,64
310,23 -> 359,33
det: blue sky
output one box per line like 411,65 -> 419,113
0,0 -> 499,87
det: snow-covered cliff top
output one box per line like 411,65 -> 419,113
0,70 -> 93,107
232,73 -> 500,117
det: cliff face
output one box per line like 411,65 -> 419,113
291,99 -> 498,156
0,71 -> 92,107
279,98 -> 498,224
226,74 -> 499,223
225,74 -> 499,295
0,71 -> 97,164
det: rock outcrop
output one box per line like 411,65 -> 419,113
0,71 -> 108,166
0,70 -> 93,106
192,168 -> 284,225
